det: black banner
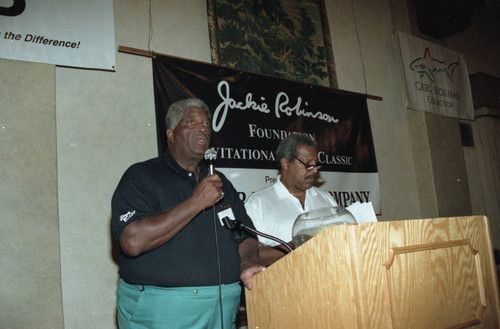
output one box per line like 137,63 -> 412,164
152,54 -> 377,174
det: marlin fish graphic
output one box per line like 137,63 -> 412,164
409,48 -> 459,83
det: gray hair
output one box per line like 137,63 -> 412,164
165,98 -> 212,130
276,134 -> 317,168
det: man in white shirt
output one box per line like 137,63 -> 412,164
245,134 -> 338,266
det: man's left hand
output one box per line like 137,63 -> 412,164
240,264 -> 265,290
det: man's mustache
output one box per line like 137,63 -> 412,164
306,173 -> 318,180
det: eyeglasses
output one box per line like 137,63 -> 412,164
293,156 -> 322,171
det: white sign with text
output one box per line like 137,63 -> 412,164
0,0 -> 115,70
396,31 -> 473,120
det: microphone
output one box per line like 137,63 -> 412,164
204,148 -> 217,175
221,217 -> 294,253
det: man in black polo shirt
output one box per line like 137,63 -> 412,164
112,98 -> 263,328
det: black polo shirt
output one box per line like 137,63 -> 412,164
111,151 -> 254,287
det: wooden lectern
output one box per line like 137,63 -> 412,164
245,216 -> 500,329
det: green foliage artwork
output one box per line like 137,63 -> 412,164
208,0 -> 337,88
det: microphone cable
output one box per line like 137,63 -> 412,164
212,205 -> 225,329
204,148 -> 226,328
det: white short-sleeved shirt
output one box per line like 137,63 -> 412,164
244,176 -> 338,246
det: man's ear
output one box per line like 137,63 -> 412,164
280,158 -> 289,171
166,129 -> 174,144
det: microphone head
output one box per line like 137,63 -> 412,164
204,148 -> 217,161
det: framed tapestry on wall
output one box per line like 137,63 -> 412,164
207,0 -> 338,88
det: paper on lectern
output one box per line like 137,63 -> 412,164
346,202 -> 378,223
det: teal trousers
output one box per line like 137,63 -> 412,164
117,279 -> 241,329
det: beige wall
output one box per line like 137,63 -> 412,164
445,0 -> 500,253
1,0 -> 498,328
327,0 -> 422,219
0,61 -> 63,328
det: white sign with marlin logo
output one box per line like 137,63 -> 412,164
395,31 -> 474,120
